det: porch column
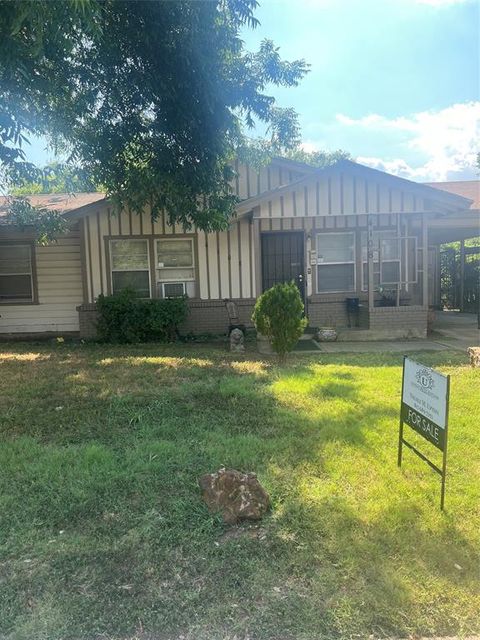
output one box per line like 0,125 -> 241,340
367,214 -> 375,309
252,213 -> 261,299
435,246 -> 442,308
459,239 -> 465,312
422,214 -> 429,307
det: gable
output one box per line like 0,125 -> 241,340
235,159 -> 472,218
231,158 -> 311,201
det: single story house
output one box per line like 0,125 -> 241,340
0,158 -> 478,340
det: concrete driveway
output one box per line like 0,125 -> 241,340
431,310 -> 479,351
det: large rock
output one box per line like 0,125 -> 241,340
467,346 -> 480,368
199,468 -> 270,524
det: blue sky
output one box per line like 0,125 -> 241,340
27,0 -> 479,182
241,0 -> 479,181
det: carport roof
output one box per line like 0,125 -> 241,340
425,180 -> 479,211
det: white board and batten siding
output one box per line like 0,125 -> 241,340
2,161 -> 450,333
0,229 -> 83,334
79,165 -> 433,304
81,206 -> 257,303
256,173 -> 431,220
232,160 -> 305,200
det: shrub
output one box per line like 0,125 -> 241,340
96,289 -> 188,343
252,281 -> 307,362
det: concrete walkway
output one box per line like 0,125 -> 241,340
292,311 -> 479,354
318,339 -> 448,353
431,310 -> 479,351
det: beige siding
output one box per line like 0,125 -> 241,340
196,230 -> 209,299
83,203 -> 255,302
256,174 -> 430,220
217,231 -> 230,298
0,231 -> 83,334
231,160 -> 306,200
228,225 -> 241,299
80,163 -> 434,305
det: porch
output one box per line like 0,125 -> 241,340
256,213 -> 431,340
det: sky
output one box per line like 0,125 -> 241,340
26,0 -> 479,183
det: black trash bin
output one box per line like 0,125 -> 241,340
346,297 -> 360,328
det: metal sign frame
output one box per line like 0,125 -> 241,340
398,356 -> 450,510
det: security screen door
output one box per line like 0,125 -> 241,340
261,232 -> 305,302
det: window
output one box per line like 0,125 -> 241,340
156,239 -> 195,297
156,239 -> 194,278
110,239 -> 150,297
361,231 -> 401,290
316,233 -> 355,293
0,244 -> 34,303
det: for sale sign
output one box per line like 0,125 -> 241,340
398,356 -> 450,510
401,358 -> 448,451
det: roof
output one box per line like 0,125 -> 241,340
424,180 -> 480,210
0,192 -> 106,223
0,167 -> 476,226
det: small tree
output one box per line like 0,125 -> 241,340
252,281 -> 307,363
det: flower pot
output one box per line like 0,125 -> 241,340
316,328 -> 337,342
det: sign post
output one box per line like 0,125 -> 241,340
398,356 -> 450,510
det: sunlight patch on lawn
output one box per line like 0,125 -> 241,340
98,355 -> 214,369
229,360 -> 270,376
0,352 -> 50,363
269,368 -> 362,423
66,371 -> 88,383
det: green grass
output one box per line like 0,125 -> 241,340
0,342 -> 478,639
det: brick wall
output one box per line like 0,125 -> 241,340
306,295 -> 369,329
77,299 -> 256,339
77,299 -> 428,340
368,305 -> 428,338
76,304 -> 98,339
179,299 -> 256,335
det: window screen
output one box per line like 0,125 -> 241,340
361,231 -> 401,289
110,240 -> 150,297
0,245 -> 33,302
156,239 -> 195,283
157,239 -> 193,268
317,233 -> 355,264
316,233 -> 355,293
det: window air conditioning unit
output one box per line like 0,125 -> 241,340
159,282 -> 186,298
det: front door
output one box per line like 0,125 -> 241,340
261,232 -> 305,302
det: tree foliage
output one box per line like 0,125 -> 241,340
0,0 -> 309,230
4,196 -> 68,245
11,162 -> 99,195
283,147 -> 351,168
252,281 -> 307,363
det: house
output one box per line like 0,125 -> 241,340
0,158 -> 478,340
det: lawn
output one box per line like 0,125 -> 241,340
0,342 -> 478,640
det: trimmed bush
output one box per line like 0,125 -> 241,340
96,289 -> 188,343
252,281 -> 307,362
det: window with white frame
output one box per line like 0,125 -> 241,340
156,238 -> 195,297
361,231 -> 401,290
110,239 -> 150,297
316,232 -> 355,293
0,244 -> 34,303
